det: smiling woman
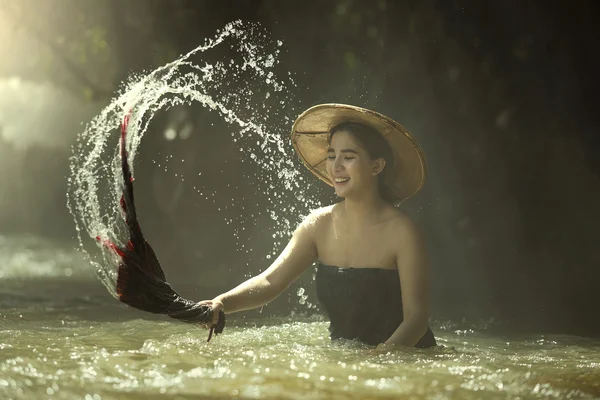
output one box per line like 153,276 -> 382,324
326,121 -> 396,204
198,104 -> 436,348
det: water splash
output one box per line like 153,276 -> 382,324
67,21 -> 322,297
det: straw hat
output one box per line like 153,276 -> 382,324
291,104 -> 427,201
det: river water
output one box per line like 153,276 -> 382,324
1,236 -> 599,400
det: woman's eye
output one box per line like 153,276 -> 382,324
327,156 -> 355,160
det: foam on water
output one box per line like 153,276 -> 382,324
66,21 -> 322,298
0,235 -> 92,279
2,312 -> 600,399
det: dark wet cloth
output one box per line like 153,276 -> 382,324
315,263 -> 436,348
97,112 -> 225,342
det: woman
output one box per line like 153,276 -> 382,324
198,104 -> 436,348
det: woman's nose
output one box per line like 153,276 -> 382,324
332,157 -> 344,171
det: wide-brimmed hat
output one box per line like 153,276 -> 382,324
291,103 -> 427,201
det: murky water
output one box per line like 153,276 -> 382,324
1,237 -> 599,400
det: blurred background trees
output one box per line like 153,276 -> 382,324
0,0 -> 598,334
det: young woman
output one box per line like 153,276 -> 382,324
198,104 -> 436,348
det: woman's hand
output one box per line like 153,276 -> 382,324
196,298 -> 224,329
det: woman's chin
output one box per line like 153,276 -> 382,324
334,188 -> 350,198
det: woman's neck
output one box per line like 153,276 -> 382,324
340,191 -> 388,226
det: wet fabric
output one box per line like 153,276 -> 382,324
315,263 -> 436,347
97,113 -> 225,341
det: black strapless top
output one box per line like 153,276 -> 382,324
315,263 -> 436,348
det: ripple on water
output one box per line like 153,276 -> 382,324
1,317 -> 599,399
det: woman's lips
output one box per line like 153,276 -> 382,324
334,178 -> 350,186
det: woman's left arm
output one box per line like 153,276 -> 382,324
384,218 -> 430,347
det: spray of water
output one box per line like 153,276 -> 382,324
67,21 -> 323,298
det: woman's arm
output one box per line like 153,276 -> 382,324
384,218 -> 430,347
203,210 -> 321,319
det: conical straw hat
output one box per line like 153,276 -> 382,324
291,104 -> 427,201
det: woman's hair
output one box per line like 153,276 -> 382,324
328,121 -> 397,204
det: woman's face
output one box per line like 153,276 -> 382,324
325,130 -> 383,198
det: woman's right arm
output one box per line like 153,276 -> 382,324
201,210 -> 321,320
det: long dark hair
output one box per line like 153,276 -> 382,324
328,121 -> 397,204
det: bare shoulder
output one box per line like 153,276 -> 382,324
387,208 -> 425,245
299,205 -> 334,233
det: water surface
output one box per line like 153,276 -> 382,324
1,266 -> 599,399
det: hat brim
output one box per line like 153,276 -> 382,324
291,104 -> 427,201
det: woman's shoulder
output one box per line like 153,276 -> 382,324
303,204 -> 335,225
387,208 -> 424,244
295,205 -> 335,236
379,206 -> 422,238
